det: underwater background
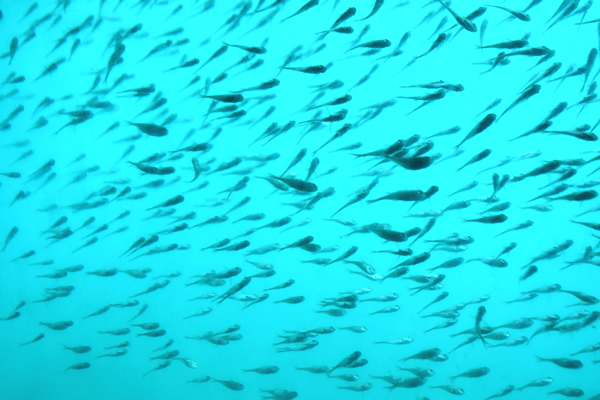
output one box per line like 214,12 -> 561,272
0,0 -> 599,399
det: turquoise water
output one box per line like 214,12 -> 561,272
1,0 -> 599,399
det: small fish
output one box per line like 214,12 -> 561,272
464,214 -> 507,224
281,0 -> 319,22
64,362 -> 91,372
211,378 -> 244,391
2,226 -> 18,252
436,0 -> 477,32
475,306 -> 488,346
457,114 -> 496,148
536,356 -> 583,369
64,345 -> 91,354
283,65 -> 327,74
20,333 -> 44,346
